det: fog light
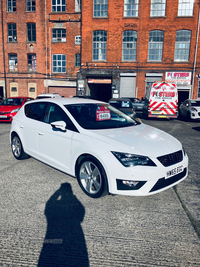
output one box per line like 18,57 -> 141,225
122,180 -> 139,187
116,179 -> 147,190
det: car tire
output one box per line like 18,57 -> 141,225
11,134 -> 29,160
77,156 -> 108,198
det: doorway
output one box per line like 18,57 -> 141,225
178,91 -> 189,106
88,83 -> 112,102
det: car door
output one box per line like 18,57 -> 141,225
20,102 -> 47,158
37,103 -> 78,174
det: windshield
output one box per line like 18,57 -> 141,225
191,100 -> 200,106
109,100 -> 132,109
0,98 -> 23,106
65,103 -> 138,130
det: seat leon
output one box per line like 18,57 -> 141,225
10,98 -> 188,198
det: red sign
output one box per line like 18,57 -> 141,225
96,107 -> 111,121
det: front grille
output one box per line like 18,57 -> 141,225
157,150 -> 183,167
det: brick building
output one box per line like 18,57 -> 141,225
78,0 -> 200,103
0,0 -> 81,99
0,0 -> 200,103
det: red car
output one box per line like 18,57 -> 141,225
0,97 -> 34,122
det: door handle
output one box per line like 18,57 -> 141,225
20,125 -> 24,128
38,132 -> 44,135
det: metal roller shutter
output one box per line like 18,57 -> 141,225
120,74 -> 136,98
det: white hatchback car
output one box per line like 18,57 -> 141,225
10,98 -> 188,198
179,99 -> 200,121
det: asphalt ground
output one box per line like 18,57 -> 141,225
0,117 -> 200,267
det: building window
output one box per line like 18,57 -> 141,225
75,0 -> 81,12
198,80 -> 200,98
8,23 -> 17,42
124,0 -> 139,17
9,54 -> 18,72
27,23 -> 36,42
93,31 -> 107,61
178,0 -> 194,16
148,30 -> 164,61
52,0 -> 66,12
28,54 -> 36,71
75,35 -> 81,45
52,29 -> 66,42
53,54 -> 66,73
93,0 -> 108,17
7,0 -> 16,12
122,30 -> 137,61
26,0 -> 36,11
75,54 -> 81,67
174,30 -> 191,62
150,0 -> 166,17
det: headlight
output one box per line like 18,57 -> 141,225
11,108 -> 20,113
112,152 -> 157,167
191,107 -> 197,112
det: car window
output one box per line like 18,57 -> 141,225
44,103 -> 78,132
109,100 -> 132,108
65,103 -> 138,130
25,102 -> 47,121
0,98 -> 23,106
191,100 -> 200,106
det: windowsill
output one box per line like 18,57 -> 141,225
147,61 -> 163,63
123,16 -> 139,19
93,17 -> 108,19
8,41 -> 18,43
52,41 -> 67,43
50,11 -> 66,14
7,11 -> 17,13
174,61 -> 190,63
25,11 -> 36,13
122,61 -> 137,63
177,16 -> 194,18
149,16 -> 166,19
92,60 -> 107,62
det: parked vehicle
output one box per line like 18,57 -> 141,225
109,98 -> 136,119
36,93 -> 62,99
122,97 -> 145,111
143,82 -> 178,119
10,98 -> 188,198
179,99 -> 200,121
0,97 -> 33,122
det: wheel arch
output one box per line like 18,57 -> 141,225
74,153 -> 109,190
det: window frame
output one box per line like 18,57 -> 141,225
52,54 -> 66,73
150,0 -> 166,17
124,0 -> 139,17
122,30 -> 137,61
75,54 -> 81,67
178,0 -> 194,17
52,28 -> 66,42
9,54 -> 18,72
75,0 -> 81,12
26,0 -> 36,12
148,30 -> 164,62
93,0 -> 108,18
8,23 -> 17,42
7,0 -> 16,12
75,35 -> 81,45
93,30 -> 107,61
52,0 -> 66,12
174,30 -> 191,62
27,54 -> 37,72
27,23 -> 36,42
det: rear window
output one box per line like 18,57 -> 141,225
25,102 -> 47,121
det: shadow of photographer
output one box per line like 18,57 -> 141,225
38,183 -> 89,267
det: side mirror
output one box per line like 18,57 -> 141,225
51,121 -> 66,131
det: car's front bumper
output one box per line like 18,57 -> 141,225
103,151 -> 188,196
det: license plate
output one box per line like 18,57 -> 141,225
151,111 -> 161,114
165,165 -> 184,179
0,115 -> 7,118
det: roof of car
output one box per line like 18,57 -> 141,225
31,97 -> 106,105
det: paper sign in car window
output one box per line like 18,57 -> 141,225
122,101 -> 130,108
96,106 -> 111,121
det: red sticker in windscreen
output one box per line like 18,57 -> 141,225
96,107 -> 111,121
